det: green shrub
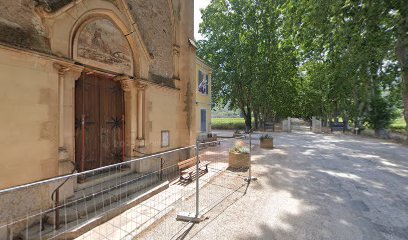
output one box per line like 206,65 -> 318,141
365,96 -> 398,132
229,140 -> 250,153
212,118 -> 246,130
260,134 -> 273,140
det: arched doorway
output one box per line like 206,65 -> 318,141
75,73 -> 125,172
72,16 -> 135,172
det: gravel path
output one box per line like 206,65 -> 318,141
141,132 -> 408,240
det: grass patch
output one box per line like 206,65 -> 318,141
212,118 -> 247,130
391,116 -> 406,128
390,116 -> 406,134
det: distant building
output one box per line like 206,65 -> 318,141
195,57 -> 213,140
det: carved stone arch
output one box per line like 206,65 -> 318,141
70,9 -> 141,77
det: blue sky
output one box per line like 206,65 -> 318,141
194,0 -> 211,40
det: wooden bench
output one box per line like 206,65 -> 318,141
178,157 -> 210,181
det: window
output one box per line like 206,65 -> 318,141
200,109 -> 207,132
198,70 -> 208,95
161,130 -> 169,148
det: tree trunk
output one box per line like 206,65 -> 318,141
401,75 -> 408,134
395,12 -> 408,136
254,110 -> 259,130
396,41 -> 408,135
328,114 -> 332,132
353,115 -> 358,134
343,112 -> 348,133
244,109 -> 252,132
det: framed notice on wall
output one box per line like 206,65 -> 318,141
161,130 -> 170,148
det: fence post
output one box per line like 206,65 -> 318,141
176,140 -> 205,223
245,131 -> 257,182
195,140 -> 200,217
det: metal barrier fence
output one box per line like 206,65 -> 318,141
0,133 -> 254,240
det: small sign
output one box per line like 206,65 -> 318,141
161,130 -> 170,148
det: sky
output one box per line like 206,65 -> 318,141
194,0 -> 211,40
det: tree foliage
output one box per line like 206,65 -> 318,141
198,0 -> 408,134
197,0 -> 299,130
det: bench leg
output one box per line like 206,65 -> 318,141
179,171 -> 183,181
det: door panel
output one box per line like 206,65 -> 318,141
99,77 -> 124,167
75,74 -> 124,172
75,75 -> 100,171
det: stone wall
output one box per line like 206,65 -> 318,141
0,0 -> 196,188
127,0 -> 174,82
312,117 -> 322,133
282,119 -> 291,132
0,0 -> 50,53
0,0 -> 176,87
360,129 -> 408,142
0,47 -> 59,189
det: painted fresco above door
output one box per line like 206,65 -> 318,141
73,18 -> 133,75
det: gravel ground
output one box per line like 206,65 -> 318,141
140,131 -> 408,240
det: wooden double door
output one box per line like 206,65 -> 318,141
75,73 -> 125,172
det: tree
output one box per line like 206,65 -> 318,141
198,0 -> 299,130
198,0 -> 406,135
282,0 -> 401,131
391,0 -> 408,133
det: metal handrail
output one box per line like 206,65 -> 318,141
0,144 -> 204,230
50,160 -> 76,229
51,160 -> 76,202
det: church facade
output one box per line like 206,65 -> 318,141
0,0 -> 198,190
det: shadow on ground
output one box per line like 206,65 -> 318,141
234,132 -> 408,240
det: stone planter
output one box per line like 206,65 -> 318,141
228,152 -> 250,169
260,138 -> 274,149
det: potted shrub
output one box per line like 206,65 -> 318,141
260,134 -> 274,149
228,140 -> 250,169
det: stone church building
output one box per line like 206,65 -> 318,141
0,0 -> 199,190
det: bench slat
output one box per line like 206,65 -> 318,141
180,161 -> 209,174
178,159 -> 210,181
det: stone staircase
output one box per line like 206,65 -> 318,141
17,171 -> 168,240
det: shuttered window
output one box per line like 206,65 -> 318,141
200,109 -> 207,132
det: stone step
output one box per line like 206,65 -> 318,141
76,167 -> 132,191
46,172 -> 159,225
61,171 -> 151,209
18,174 -> 167,240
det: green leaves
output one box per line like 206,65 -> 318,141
198,0 -> 406,131
366,95 -> 398,130
198,0 -> 299,128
